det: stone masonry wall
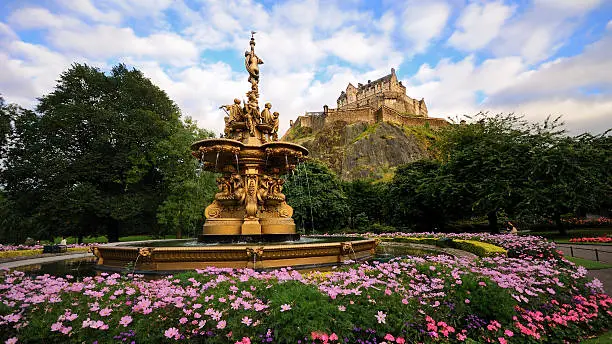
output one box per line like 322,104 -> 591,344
377,106 -> 448,129
325,107 -> 375,124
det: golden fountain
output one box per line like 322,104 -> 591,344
92,33 -> 377,272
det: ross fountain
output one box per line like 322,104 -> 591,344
92,33 -> 377,272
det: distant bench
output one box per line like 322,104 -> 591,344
42,245 -> 67,254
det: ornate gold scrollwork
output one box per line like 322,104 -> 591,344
138,247 -> 154,261
246,247 -> 264,259
341,242 -> 353,255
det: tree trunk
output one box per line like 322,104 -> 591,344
488,211 -> 499,234
107,220 -> 120,243
554,212 -> 567,236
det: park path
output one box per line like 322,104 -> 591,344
0,252 -> 93,270
555,244 -> 612,263
587,268 -> 612,295
553,244 -> 612,295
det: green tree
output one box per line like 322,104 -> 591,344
387,160 -> 469,231
343,179 -> 386,229
0,63 -> 196,242
436,114 -> 534,233
156,118 -> 217,239
523,130 -> 611,234
284,160 -> 350,233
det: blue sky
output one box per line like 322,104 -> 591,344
0,0 -> 611,135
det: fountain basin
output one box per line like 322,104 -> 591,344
92,237 -> 378,272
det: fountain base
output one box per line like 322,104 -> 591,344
91,237 -> 378,272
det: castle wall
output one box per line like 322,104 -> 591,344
377,106 -> 447,129
325,107 -> 375,124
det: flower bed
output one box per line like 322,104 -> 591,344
569,236 -> 612,244
1,235 -> 610,343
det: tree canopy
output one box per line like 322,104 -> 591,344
0,64 -> 215,242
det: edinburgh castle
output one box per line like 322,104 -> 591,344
288,68 -> 448,133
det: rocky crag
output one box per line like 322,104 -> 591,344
282,120 -> 439,181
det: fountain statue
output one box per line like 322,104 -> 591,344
191,32 -> 307,242
91,34 -> 377,271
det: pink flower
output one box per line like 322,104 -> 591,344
217,320 -> 227,329
164,327 -> 180,340
396,337 -> 406,344
504,330 -> 514,337
464,299 -> 470,304
5,337 -> 18,344
338,305 -> 346,311
330,333 -> 339,341
498,338 -> 507,344
99,308 -> 112,317
241,316 -> 253,326
119,315 -> 132,327
51,322 -> 62,332
179,317 -> 188,324
235,337 -> 251,344
384,334 -> 395,341
375,311 -> 387,324
60,326 -> 72,335
280,304 -> 292,312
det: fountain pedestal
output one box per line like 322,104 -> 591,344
192,138 -> 307,243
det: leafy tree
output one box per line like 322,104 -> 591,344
156,118 -> 216,239
343,179 -> 386,229
436,114 -> 534,233
387,160 -> 468,231
284,160 -> 350,233
523,129 -> 611,234
0,63 -> 198,242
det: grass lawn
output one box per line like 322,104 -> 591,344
581,332 -> 612,343
523,227 -> 612,241
566,256 -> 612,270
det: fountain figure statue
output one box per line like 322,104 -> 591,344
191,33 -> 307,242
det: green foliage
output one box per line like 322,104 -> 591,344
387,159 -> 466,231
284,160 -> 350,233
0,64 -> 213,242
343,179 -> 387,228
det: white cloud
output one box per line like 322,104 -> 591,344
47,26 -> 199,66
320,28 -> 402,67
489,96 -> 612,135
449,1 -> 514,51
8,7 -> 83,30
401,1 -> 451,53
492,0 -> 604,63
56,0 -> 122,24
488,32 -> 612,101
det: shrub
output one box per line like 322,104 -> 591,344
452,240 -> 507,257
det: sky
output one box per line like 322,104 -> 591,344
0,0 -> 611,136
